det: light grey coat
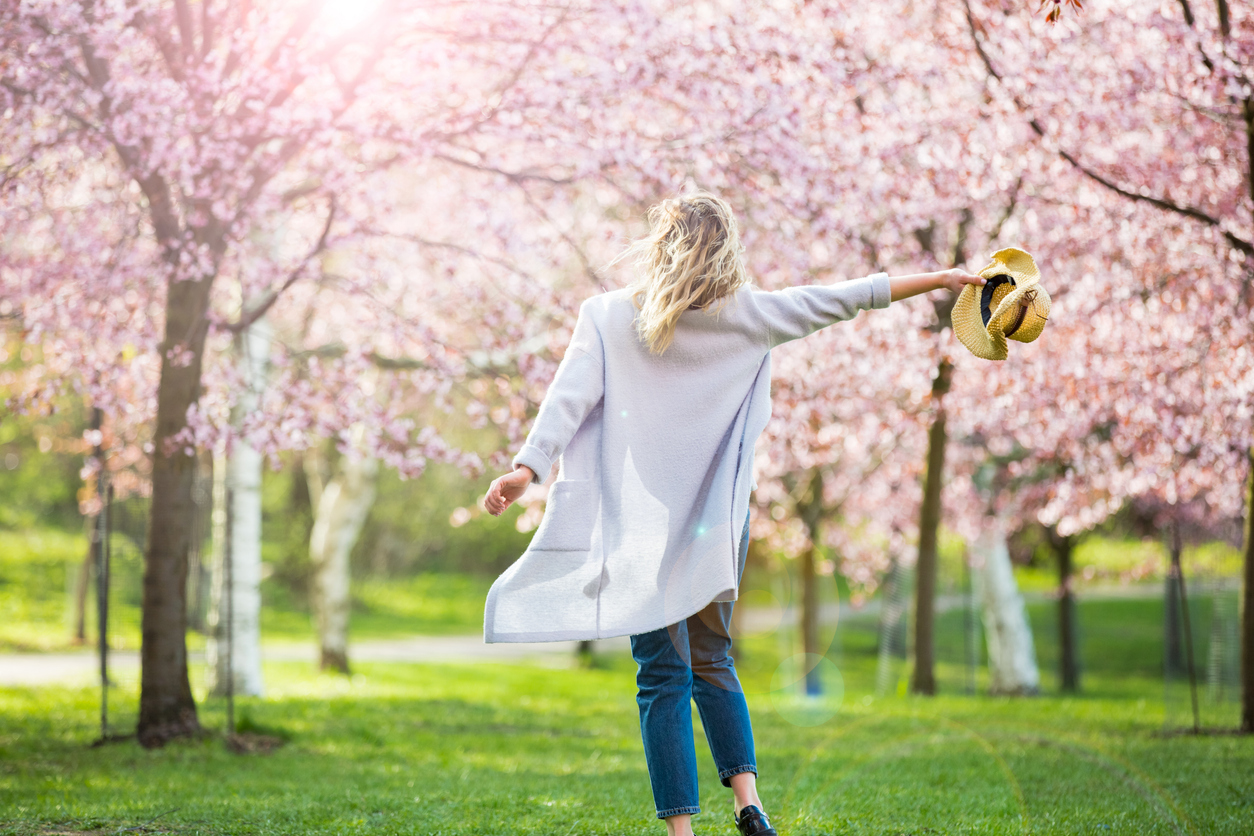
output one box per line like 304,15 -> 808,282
483,273 -> 892,642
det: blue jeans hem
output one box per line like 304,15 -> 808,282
655,805 -> 702,819
718,764 -> 758,787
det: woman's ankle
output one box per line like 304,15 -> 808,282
664,813 -> 694,836
728,771 -> 762,815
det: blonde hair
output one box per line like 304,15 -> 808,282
624,192 -> 749,354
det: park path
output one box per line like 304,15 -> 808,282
0,584 -> 1159,687
0,635 -> 633,686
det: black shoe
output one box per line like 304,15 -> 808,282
734,804 -> 778,836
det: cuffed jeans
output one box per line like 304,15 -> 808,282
629,513 -> 756,819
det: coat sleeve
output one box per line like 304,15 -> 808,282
750,273 -> 892,348
511,302 -> 605,485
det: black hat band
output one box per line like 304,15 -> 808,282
980,274 -> 1016,327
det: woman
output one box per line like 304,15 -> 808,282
484,193 -> 984,836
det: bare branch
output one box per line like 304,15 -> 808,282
962,0 -> 1003,82
383,232 -> 540,282
435,5 -> 574,142
432,152 -> 577,186
1051,144 -> 1251,254
291,343 -> 515,378
225,196 -> 337,334
1176,0 -> 1220,77
519,187 -> 608,292
988,176 -> 1022,245
951,207 -> 974,269
1178,0 -> 1198,28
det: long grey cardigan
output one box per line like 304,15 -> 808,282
483,272 -> 892,642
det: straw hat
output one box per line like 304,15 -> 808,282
952,247 -> 1051,361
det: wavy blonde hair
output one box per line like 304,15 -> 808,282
624,192 -> 749,354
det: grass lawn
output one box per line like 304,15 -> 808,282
2,523 -> 1238,656
3,526 -> 1251,833
0,529 -> 493,652
2,635 -> 1252,835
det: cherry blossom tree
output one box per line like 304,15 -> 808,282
957,0 -> 1253,725
0,0 -> 600,746
6,0 -> 1251,746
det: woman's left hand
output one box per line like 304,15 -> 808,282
485,466 -> 536,516
939,268 -> 986,294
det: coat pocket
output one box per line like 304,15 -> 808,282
528,479 -> 597,552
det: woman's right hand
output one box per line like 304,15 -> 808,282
485,465 -> 536,517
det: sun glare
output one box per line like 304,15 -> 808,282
318,0 -> 382,32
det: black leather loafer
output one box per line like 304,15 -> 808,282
734,804 -> 778,836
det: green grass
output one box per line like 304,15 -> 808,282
4,527 -> 1250,833
261,574 -> 494,641
0,528 -> 492,652
2,522 -> 1239,653
1012,536 -> 1242,594
0,528 -> 95,652
2,648 -> 1252,836
2,589 -> 1252,834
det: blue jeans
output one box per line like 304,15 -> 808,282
629,513 -> 756,819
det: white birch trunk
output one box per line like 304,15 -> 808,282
308,427 -> 378,673
971,520 -> 1040,695
205,318 -> 271,697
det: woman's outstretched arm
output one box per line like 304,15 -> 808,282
890,268 -> 985,301
752,268 -> 987,348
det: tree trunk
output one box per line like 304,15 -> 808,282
74,408 -> 106,644
1241,446 -> 1254,732
308,432 -> 378,674
875,556 -> 910,695
205,321 -> 271,697
1169,524 -> 1201,732
1047,526 -> 1080,694
1165,564 -> 1184,678
73,545 -> 92,645
800,539 -> 820,695
911,357 -> 952,696
796,468 -> 824,695
971,520 -> 1039,695
185,454 -> 213,633
138,276 -> 212,747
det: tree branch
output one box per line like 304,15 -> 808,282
1053,144 -> 1251,255
225,196 -> 337,334
383,232 -> 540,283
859,233 -> 885,273
431,152 -> 577,186
1177,0 -> 1197,27
988,176 -> 1022,245
173,0 -> 195,62
1216,0 -> 1231,39
199,0 -> 215,61
292,343 -> 515,378
964,0 -> 1253,257
951,207 -> 974,269
519,186 -> 607,292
